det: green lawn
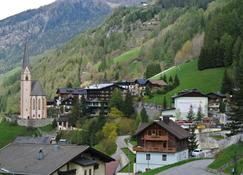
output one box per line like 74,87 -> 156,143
113,47 -> 140,64
0,121 -> 39,148
39,124 -> 55,133
147,59 -> 225,105
120,148 -> 136,173
141,158 -> 204,175
209,142 -> 243,174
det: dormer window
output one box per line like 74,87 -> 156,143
25,76 -> 28,81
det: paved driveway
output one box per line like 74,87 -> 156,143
157,159 -> 215,175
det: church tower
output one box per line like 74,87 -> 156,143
20,43 -> 47,120
20,43 -> 32,119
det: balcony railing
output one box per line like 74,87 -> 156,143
133,146 -> 176,153
144,135 -> 168,141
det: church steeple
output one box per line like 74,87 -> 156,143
22,42 -> 29,70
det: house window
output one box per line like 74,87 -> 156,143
162,154 -> 167,161
25,76 -> 28,81
146,154 -> 150,160
163,142 -> 167,148
38,99 -> 41,110
148,130 -> 151,135
89,169 -> 92,175
84,170 -> 87,175
33,99 -> 36,110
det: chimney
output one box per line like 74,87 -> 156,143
53,144 -> 60,152
163,116 -> 170,124
37,148 -> 44,160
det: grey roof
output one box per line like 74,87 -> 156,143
0,143 -> 89,175
13,136 -> 51,144
86,83 -> 114,90
134,120 -> 190,140
31,80 -> 46,96
57,88 -> 87,95
22,42 -> 29,69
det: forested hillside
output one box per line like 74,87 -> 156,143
0,0 -> 234,112
198,0 -> 243,70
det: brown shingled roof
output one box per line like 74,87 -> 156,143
134,120 -> 190,140
148,80 -> 167,86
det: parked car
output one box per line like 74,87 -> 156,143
191,149 -> 203,157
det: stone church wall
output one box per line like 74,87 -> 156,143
17,118 -> 53,128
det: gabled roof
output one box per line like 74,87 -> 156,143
134,119 -> 190,140
86,83 -> 114,90
31,81 -> 46,96
135,79 -> 148,85
172,89 -> 208,99
207,92 -> 226,99
57,88 -> 87,95
0,143 -> 114,175
148,80 -> 167,86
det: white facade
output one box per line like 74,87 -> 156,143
134,149 -> 188,173
174,97 -> 208,120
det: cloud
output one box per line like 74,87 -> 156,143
0,0 -> 56,20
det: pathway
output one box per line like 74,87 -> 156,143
157,159 -> 214,175
112,135 -> 130,172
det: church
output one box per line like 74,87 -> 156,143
20,44 -> 47,119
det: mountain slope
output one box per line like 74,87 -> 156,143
148,59 -> 225,104
0,0 -> 231,113
0,0 -> 112,74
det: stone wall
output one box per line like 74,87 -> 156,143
17,118 -> 53,128
135,102 -> 162,120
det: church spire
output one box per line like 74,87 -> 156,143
22,42 -> 29,69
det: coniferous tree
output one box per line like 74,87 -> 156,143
163,74 -> 168,83
163,96 -> 167,109
221,70 -> 232,94
227,47 -> 243,136
169,76 -> 173,85
123,92 -> 135,117
174,74 -> 180,87
140,107 -> 149,122
188,125 -> 198,155
80,95 -> 86,116
187,105 -> 194,121
70,97 -> 80,126
196,105 -> 203,121
232,37 -> 242,60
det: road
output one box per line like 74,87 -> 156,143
112,135 -> 130,172
157,159 -> 214,175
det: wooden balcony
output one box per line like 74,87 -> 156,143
133,146 -> 176,153
144,135 -> 168,141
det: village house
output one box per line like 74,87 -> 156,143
85,83 -> 126,116
163,89 -> 209,120
133,116 -> 190,173
0,143 -> 114,175
147,80 -> 167,92
207,92 -> 227,115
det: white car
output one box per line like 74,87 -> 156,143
191,149 -> 203,157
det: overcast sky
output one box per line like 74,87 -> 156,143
0,0 -> 56,20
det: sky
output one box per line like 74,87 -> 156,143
0,0 -> 56,20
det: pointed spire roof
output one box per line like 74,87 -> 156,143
22,42 -> 29,69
